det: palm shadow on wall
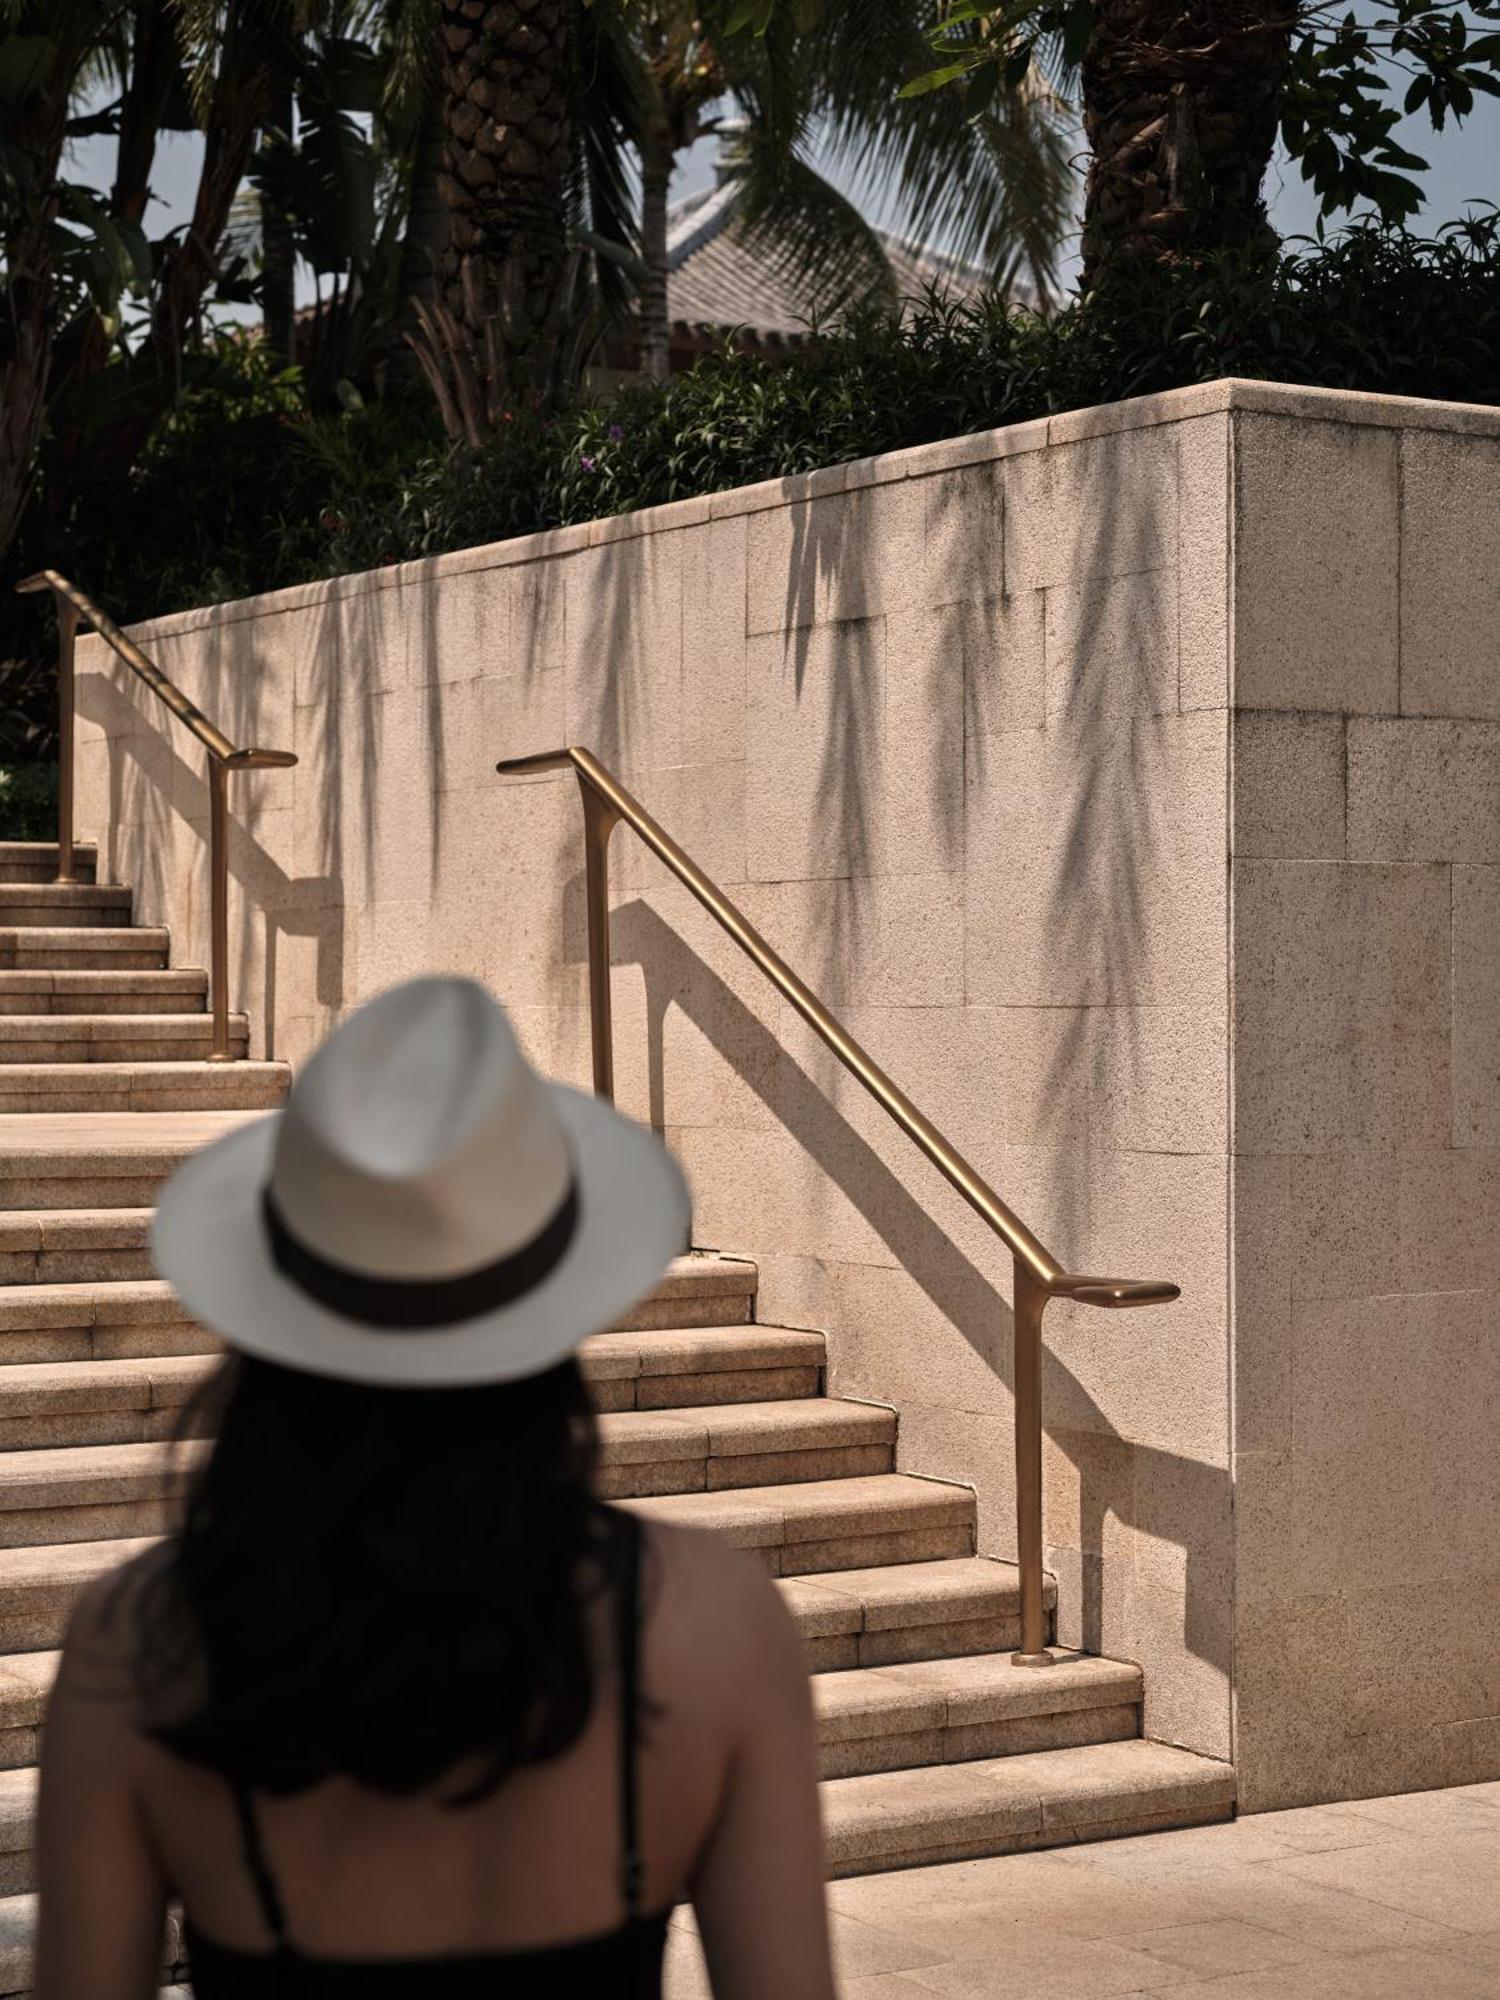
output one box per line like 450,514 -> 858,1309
606,894 -> 1229,1687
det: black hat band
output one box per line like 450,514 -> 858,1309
260,1178 -> 581,1330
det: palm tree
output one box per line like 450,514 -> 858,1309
1077,0 -> 1289,278
433,0 -> 578,397
905,0 -> 1500,284
621,0 -> 1074,382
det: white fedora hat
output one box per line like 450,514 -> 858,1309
151,977 -> 691,1387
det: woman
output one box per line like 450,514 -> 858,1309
36,977 -> 836,1999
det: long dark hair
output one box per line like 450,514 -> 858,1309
127,1351 -> 626,1804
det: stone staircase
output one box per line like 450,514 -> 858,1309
0,840 -> 1233,1992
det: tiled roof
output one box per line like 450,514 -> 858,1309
663,181 -> 998,343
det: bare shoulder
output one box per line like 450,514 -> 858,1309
53,1544 -> 175,1715
638,1519 -> 807,1699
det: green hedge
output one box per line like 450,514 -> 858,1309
0,764 -> 58,840
7,217 -> 1499,652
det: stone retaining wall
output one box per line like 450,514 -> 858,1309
74,377 -> 1500,1810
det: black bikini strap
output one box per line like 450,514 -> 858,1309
617,1513 -> 644,1921
231,1778 -> 291,1949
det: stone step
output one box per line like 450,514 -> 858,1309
0,928 -> 168,973
0,1211 -> 158,1289
0,886 -> 130,930
0,1536 -> 159,1653
0,1325 -> 823,1443
782,1558 -> 1056,1671
629,1473 -> 975,1577
0,1542 -> 1029,1670
813,1652 -> 1141,1780
0,1254 -> 758,1360
0,1451 -> 969,1562
0,1111 -> 267,1211
0,1723 -> 1234,1906
0,845 -> 97,887
0,1742 -> 1236,1986
597,1399 -> 893,1498
0,1280 -> 210,1362
0,1696 -> 1200,1896
0,1649 -> 1137,1788
0,1398 -> 896,1546
0,1015 -> 246,1063
821,1738 -> 1237,1877
0,1062 -> 287,1116
0,970 -> 206,1016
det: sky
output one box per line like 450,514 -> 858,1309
67,84 -> 1499,308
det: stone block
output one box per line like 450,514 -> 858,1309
879,608 -> 966,878
921,463 -> 1003,609
1400,431 -> 1500,718
1453,865 -> 1500,1146
1044,569 -> 1179,724
1347,718 -> 1500,863
680,515 -> 749,766
964,712 -> 1228,1010
746,480 -> 924,635
960,592 -> 1046,741
1233,414 -> 1399,712
993,1004 -> 1226,1155
1231,712 -> 1345,859
1005,426 -> 1179,592
564,533 -> 684,772
1232,860 -> 1451,1154
1231,1154 -> 1292,1455
1178,413 -> 1232,711
744,619 -> 884,881
1280,1147 -> 1500,1303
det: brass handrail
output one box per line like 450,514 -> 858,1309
16,570 -> 296,1061
499,744 -> 1180,1664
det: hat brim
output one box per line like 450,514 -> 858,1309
150,1083 -> 692,1388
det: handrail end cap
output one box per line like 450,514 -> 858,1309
1068,1278 -> 1181,1309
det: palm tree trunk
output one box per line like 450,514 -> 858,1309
639,118 -> 673,383
436,0 -> 576,402
1079,0 -> 1292,284
259,73 -> 298,365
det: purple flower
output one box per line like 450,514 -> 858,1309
608,423 -> 624,441
580,454 -> 597,472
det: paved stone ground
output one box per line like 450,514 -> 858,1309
665,1782 -> 1500,1996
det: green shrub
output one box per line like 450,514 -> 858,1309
0,764 -> 58,840
8,216 -> 1499,638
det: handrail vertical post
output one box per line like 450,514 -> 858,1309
579,778 -> 619,1102
55,597 -> 79,884
207,756 -> 231,1062
1011,1258 -> 1052,1666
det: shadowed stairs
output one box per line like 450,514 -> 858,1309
0,842 -> 1232,1993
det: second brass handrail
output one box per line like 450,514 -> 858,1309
16,570 -> 296,1061
499,744 -> 1180,1664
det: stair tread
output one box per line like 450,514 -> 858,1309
0,1063 -> 283,1087
0,928 -> 162,939
0,888 -> 128,907
628,1472 -> 972,1544
0,971 -> 203,991
0,1014 -> 243,1036
0,1400 -> 887,1493
0,1255 -> 753,1325
0,1326 -> 823,1407
0,845 -> 97,859
0,1110 -> 267,1166
821,1739 -> 1234,1856
779,1557 -> 1054,1634
814,1652 -> 1141,1739
0,1448 -> 964,1526
0,1280 -> 196,1330
0,1209 -> 155,1251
